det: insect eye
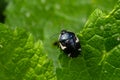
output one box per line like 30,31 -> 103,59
60,40 -> 66,45
60,40 -> 65,43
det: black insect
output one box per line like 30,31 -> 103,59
58,30 -> 81,58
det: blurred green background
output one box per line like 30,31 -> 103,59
0,0 -> 118,40
0,0 -> 118,62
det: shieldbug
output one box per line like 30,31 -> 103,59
58,30 -> 81,58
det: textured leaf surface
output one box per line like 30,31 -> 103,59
1,0 -> 120,80
4,0 -> 118,65
0,24 -> 56,80
56,1 -> 120,80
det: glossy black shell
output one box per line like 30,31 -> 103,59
59,30 -> 81,58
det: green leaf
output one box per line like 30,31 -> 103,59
0,24 -> 56,80
2,0 -> 120,80
4,0 -> 118,65
56,1 -> 120,80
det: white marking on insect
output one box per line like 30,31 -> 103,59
59,43 -> 66,50
78,48 -> 81,51
68,53 -> 71,57
76,37 -> 79,43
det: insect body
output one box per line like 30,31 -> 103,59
59,30 -> 81,58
